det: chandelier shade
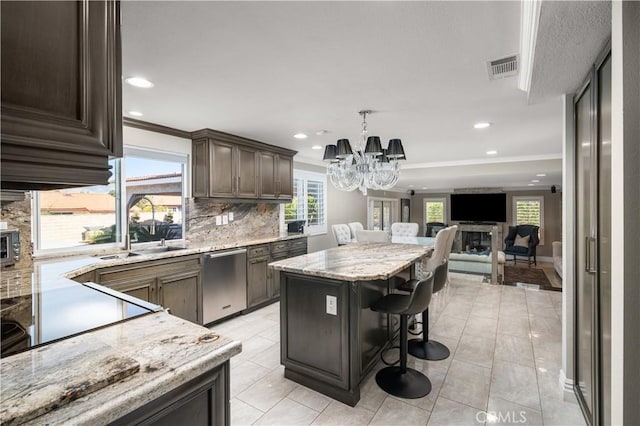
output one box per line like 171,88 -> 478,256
323,144 -> 337,161
336,139 -> 354,158
322,110 -> 406,195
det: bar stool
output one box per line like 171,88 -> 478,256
370,272 -> 434,399
398,260 -> 450,361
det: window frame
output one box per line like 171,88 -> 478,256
283,169 -> 327,236
423,197 -> 447,225
512,195 -> 545,245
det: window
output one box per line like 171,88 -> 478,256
284,170 -> 327,235
124,149 -> 186,245
367,198 -> 399,231
513,196 -> 545,245
34,150 -> 187,254
35,159 -> 121,251
424,198 -> 446,223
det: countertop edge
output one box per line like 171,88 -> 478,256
65,340 -> 242,426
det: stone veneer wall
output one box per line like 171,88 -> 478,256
185,199 -> 280,245
0,193 -> 33,270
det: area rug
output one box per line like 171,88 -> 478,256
503,266 -> 561,292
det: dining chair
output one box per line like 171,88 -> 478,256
390,222 -> 419,237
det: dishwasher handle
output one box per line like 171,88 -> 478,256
205,248 -> 247,259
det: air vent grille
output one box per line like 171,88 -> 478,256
486,55 -> 519,80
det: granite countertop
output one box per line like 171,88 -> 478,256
0,312 -> 241,425
0,234 -> 305,424
269,242 -> 433,281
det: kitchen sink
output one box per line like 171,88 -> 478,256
98,252 -> 142,260
131,246 -> 189,255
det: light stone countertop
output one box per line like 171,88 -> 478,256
269,242 -> 433,281
0,233 -> 304,424
0,312 -> 241,425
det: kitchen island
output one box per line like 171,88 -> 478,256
270,242 -> 432,406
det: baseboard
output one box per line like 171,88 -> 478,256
537,256 -> 553,263
559,369 -> 578,403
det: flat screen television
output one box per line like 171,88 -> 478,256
450,193 -> 507,223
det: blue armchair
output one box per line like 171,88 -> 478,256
504,225 -> 540,266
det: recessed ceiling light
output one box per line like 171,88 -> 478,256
125,77 -> 154,88
536,173 -> 546,177
293,133 -> 307,139
409,184 -> 414,188
315,130 -> 328,136
128,111 -> 143,117
422,187 -> 427,190
311,145 -> 322,150
486,150 -> 498,155
531,179 -> 540,183
474,122 -> 492,129
528,183 -> 535,186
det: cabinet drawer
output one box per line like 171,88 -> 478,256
288,250 -> 307,258
96,255 -> 201,284
270,241 -> 289,254
289,239 -> 308,251
248,244 -> 270,258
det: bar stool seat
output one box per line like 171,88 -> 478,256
370,272 -> 434,399
397,260 -> 450,361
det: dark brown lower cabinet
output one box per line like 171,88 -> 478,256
95,255 -> 203,324
158,269 -> 201,324
247,255 -> 270,308
110,360 -> 229,426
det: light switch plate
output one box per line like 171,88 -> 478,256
326,295 -> 337,315
222,214 -> 229,225
228,212 -> 234,221
215,216 -> 222,226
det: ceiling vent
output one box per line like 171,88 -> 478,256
486,54 -> 519,80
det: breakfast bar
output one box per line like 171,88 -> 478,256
270,242 -> 432,406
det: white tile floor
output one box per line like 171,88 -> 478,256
209,271 -> 585,426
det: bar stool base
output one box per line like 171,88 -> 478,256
375,366 -> 432,399
408,339 -> 450,361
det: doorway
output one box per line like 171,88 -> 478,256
367,197 -> 398,231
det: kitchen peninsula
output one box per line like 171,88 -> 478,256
270,242 -> 432,406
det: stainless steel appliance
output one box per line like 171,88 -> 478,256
0,229 -> 20,267
203,248 -> 247,324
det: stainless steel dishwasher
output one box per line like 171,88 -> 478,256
203,248 -> 247,324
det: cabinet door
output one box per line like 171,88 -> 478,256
247,256 -> 270,308
158,269 -> 202,324
259,152 -> 277,198
192,138 -> 209,198
269,255 -> 288,299
277,155 -> 293,199
236,146 -> 259,198
0,0 -> 122,190
107,276 -> 157,304
208,140 -> 236,198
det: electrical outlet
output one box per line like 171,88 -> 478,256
228,212 -> 234,221
326,295 -> 337,315
215,216 -> 222,226
0,221 -> 7,230
222,214 -> 229,225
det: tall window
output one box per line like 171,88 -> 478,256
424,198 -> 446,223
513,196 -> 544,244
284,170 -> 327,234
367,198 -> 398,231
124,149 -> 186,244
35,159 -> 121,251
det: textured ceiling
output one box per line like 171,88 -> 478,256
528,1 -> 611,104
121,1 -> 566,191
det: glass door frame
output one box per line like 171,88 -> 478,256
573,44 -> 611,426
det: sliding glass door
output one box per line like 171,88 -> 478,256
368,198 -> 398,231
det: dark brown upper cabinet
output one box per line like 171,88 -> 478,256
192,129 -> 296,201
1,0 -> 122,190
